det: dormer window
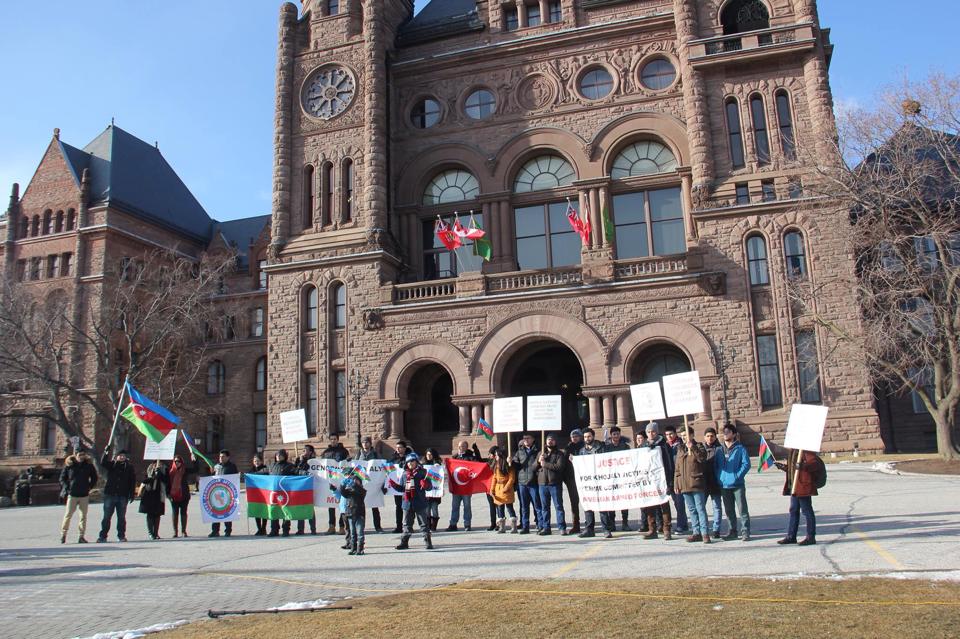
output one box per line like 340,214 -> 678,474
721,0 -> 770,35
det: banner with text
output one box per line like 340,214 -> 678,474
572,448 -> 670,511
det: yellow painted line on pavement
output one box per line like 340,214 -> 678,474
851,528 -> 906,570
550,542 -> 605,578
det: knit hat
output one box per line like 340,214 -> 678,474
570,429 -> 583,438
404,452 -> 419,464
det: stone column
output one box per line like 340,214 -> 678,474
390,408 -> 406,439
270,2 -> 297,256
516,0 -> 527,28
363,0 -> 389,234
588,397 -> 602,429
498,198 -> 515,268
538,0 -> 548,23
588,187 -> 602,250
673,0 -> 714,192
458,405 -> 471,435
680,170 -> 697,244
471,405 -> 482,435
602,395 -> 616,428
598,184 -> 611,249
802,36 -> 838,161
616,394 -> 632,429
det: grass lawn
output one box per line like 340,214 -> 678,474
158,577 -> 960,639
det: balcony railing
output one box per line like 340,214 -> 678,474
394,280 -> 456,302
690,24 -> 815,65
615,254 -> 688,279
487,267 -> 582,293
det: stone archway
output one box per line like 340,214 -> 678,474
379,340 -> 469,401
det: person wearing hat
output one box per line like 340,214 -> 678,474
268,449 -> 298,537
388,441 -> 411,533
563,429 -> 585,535
97,445 -> 137,543
642,422 -> 675,541
512,432 -> 543,534
537,434 -> 568,535
207,450 -> 239,538
388,452 -> 434,550
320,434 -> 351,534
59,449 -> 98,544
294,444 -> 318,535
354,436 -> 384,533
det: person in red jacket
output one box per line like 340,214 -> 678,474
776,448 -> 822,546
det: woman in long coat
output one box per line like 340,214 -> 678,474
139,461 -> 167,540
488,446 -> 517,534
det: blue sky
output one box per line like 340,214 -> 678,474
0,1 -> 955,223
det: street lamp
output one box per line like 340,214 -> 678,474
712,341 -> 737,426
347,369 -> 369,452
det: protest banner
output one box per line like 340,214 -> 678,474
280,409 -> 308,444
492,397 -> 524,433
308,458 -> 341,508
143,429 -> 177,461
526,395 -> 562,431
662,371 -> 704,417
199,473 -> 241,524
572,448 -> 670,511
630,383 -> 666,422
424,464 -> 445,498
360,459 -> 388,509
784,404 -> 829,452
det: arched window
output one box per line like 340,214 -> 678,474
784,230 -> 807,279
251,306 -> 265,337
42,210 -> 52,235
31,215 -> 40,237
332,283 -> 347,329
725,98 -> 746,169
255,357 -> 267,392
513,155 -> 576,193
721,0 -> 770,35
207,361 -> 225,395
303,165 -> 315,228
66,209 -> 76,231
610,141 -> 678,179
55,211 -> 64,233
18,216 -> 28,239
746,234 -> 770,286
342,159 -> 354,222
750,95 -> 771,166
423,169 -> 480,205
776,90 -> 796,160
304,286 -> 318,331
321,162 -> 334,226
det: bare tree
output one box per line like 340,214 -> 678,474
0,248 -> 238,464
791,74 -> 960,460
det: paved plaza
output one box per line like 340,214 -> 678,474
2,463 -> 958,638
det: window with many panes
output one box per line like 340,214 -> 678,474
504,4 -> 518,30
514,203 -> 580,270
251,307 -> 264,338
725,98 -> 746,169
305,372 -> 318,436
206,415 -> 223,454
548,0 -> 561,22
332,283 -> 347,329
207,361 -> 225,395
756,335 -> 783,408
334,371 -> 347,434
611,187 -> 685,259
513,155 -> 576,193
423,213 -> 485,280
784,230 -> 808,279
423,169 -> 479,205
254,413 -> 267,450
746,235 -> 770,285
526,3 -> 541,26
304,287 -> 318,331
795,331 -> 822,404
579,67 -> 614,100
776,90 -> 796,160
258,259 -> 268,289
42,419 -> 57,454
750,95 -> 771,166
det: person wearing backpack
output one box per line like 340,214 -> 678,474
775,448 -> 824,546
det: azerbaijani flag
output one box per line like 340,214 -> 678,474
325,465 -> 343,481
120,383 -> 179,443
182,431 -> 214,471
758,434 -> 776,472
425,465 -> 443,482
383,461 -> 399,474
350,464 -> 371,482
244,474 -> 314,520
477,417 -> 494,441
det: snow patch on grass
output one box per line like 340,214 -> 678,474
74,620 -> 189,639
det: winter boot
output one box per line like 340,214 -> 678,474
395,538 -> 410,550
663,511 -> 673,541
357,542 -> 365,556
349,540 -> 358,555
642,514 -> 658,539
639,511 -> 649,533
569,513 -> 581,535
621,513 -> 631,531
425,535 -> 434,550
510,517 -> 519,534
431,517 -> 439,532
497,518 -> 506,534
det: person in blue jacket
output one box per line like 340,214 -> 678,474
714,423 -> 751,541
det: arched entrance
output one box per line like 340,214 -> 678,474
501,341 -> 588,440
629,343 -> 692,431
405,363 -> 458,453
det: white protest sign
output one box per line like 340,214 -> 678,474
280,409 -> 309,444
362,459 -> 388,509
572,448 -> 669,511
662,371 -> 704,417
424,464 -> 446,498
783,404 -> 829,452
493,397 -> 524,433
308,458 -> 341,508
199,473 -> 241,524
526,395 -> 562,432
143,429 -> 177,461
384,464 -> 405,497
630,383 -> 666,422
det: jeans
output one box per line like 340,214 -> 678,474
401,507 -> 431,543
449,494 -> 473,527
99,494 -> 129,540
682,491 -> 709,537
61,495 -> 90,536
427,498 -> 440,519
721,486 -> 751,537
394,496 -> 404,529
787,496 -> 816,539
517,484 -> 543,530
495,503 -> 517,519
672,492 -> 688,531
371,508 -> 381,530
538,484 -> 566,531
709,492 -> 723,534
347,515 -> 365,548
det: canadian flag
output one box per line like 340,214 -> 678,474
444,458 -> 493,496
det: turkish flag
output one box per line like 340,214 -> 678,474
444,458 -> 493,496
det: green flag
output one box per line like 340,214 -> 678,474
473,236 -> 492,262
602,204 -> 615,244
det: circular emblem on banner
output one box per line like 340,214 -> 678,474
203,478 -> 239,520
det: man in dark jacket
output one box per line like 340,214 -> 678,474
321,435 -> 350,534
389,453 -> 433,550
603,426 -> 632,531
674,428 -> 710,544
511,433 -> 543,534
98,446 -> 137,543
268,449 -> 298,537
294,444 -> 318,535
388,440 -> 411,533
642,422 -> 674,540
446,440 -> 479,532
563,429 -> 584,534
537,434 -> 568,535
354,436 -> 383,533
703,427 -> 724,540
664,426 -> 688,534
208,450 -> 239,538
59,450 -> 98,544
576,429 -> 610,538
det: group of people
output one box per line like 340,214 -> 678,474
58,425 -> 824,550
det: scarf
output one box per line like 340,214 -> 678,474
169,463 -> 185,501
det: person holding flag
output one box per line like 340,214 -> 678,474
247,455 -> 270,536
389,453 -> 434,550
206,450 -> 239,538
714,423 -> 751,541
446,441 -> 479,532
266,449 -> 299,537
97,446 -> 137,543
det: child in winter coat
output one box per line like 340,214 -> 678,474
339,474 -> 368,555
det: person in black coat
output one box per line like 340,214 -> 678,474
59,450 -> 98,544
139,461 -> 168,540
248,455 -> 269,535
268,449 -> 298,537
320,435 -> 350,534
98,446 -> 138,543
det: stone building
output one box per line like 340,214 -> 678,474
4,0 -> 940,472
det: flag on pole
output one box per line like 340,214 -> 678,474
757,435 -> 776,472
425,465 -> 443,482
244,474 -> 315,520
444,458 -> 493,496
566,199 -> 590,246
349,463 -> 371,482
452,214 -> 469,239
602,204 -> 615,244
182,431 -> 214,471
120,383 -> 179,443
436,218 -> 462,250
464,212 -> 486,240
325,465 -> 344,481
476,417 -> 494,440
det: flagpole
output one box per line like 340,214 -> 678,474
106,375 -> 130,451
